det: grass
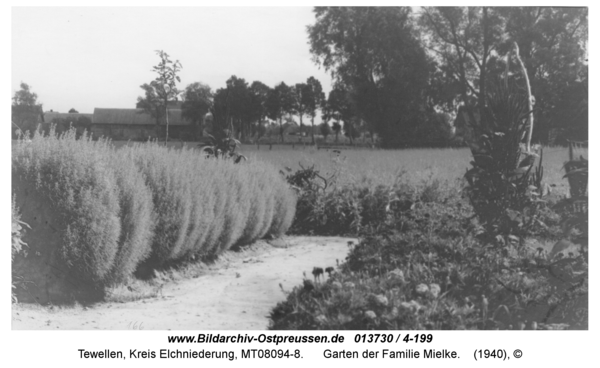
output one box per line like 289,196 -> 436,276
110,141 -> 580,197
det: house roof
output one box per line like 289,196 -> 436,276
92,108 -> 188,126
44,112 -> 93,123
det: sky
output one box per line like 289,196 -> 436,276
11,7 -> 333,114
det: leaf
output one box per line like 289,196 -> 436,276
472,154 -> 494,168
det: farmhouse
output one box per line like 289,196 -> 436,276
91,108 -> 197,141
44,111 -> 93,124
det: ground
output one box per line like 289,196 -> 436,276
12,236 -> 354,330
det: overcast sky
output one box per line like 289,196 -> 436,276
12,7 -> 333,114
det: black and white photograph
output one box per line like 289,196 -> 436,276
8,3 -> 594,365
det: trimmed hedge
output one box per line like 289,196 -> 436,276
12,128 -> 296,298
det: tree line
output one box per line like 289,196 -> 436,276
307,7 -> 587,147
135,51 -> 349,145
13,7 -> 587,147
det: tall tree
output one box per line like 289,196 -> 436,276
12,82 -> 43,136
248,81 -> 271,139
419,7 -> 505,117
309,7 -> 432,147
68,108 -> 79,114
137,50 -> 182,144
292,82 -> 310,137
499,7 -> 588,142
305,77 -> 325,144
319,121 -> 332,142
181,82 -> 213,139
420,7 -> 588,143
266,82 -> 294,142
224,75 -> 252,141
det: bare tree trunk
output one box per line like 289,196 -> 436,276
311,116 -> 315,145
165,107 -> 169,146
279,117 -> 284,142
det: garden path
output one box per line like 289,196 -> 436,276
12,236 -> 354,330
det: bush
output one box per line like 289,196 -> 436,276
13,128 -> 297,301
464,82 -> 548,238
270,196 -> 587,330
13,129 -> 122,286
11,197 -> 28,260
107,148 -> 156,284
270,178 -> 587,331
127,142 -> 297,267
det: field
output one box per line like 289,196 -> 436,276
113,140 -> 580,198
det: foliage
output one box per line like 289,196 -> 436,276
500,7 -> 588,143
419,7 -> 505,112
68,108 -> 79,113
420,7 -> 588,144
319,122 -> 332,140
283,157 -> 443,236
13,128 -> 122,287
292,82 -> 310,134
11,198 -> 29,261
308,7 -> 433,148
181,82 -> 213,136
412,112 -> 455,147
12,127 -> 297,297
11,198 -> 29,303
249,81 -> 272,139
107,148 -> 156,285
305,77 -> 325,144
331,122 -> 341,142
464,81 -> 548,238
12,82 -> 43,136
270,189 -> 587,330
266,82 -> 295,142
137,50 -> 182,142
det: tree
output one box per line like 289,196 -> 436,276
499,7 -> 588,143
420,7 -> 588,144
343,119 -> 361,144
181,82 -> 213,139
319,122 -> 332,142
305,77 -> 325,144
137,50 -> 182,144
331,122 -> 341,143
68,108 -> 79,114
223,75 -> 252,141
419,7 -> 505,116
322,85 -> 358,143
308,7 -> 432,147
266,82 -> 294,142
249,81 -> 271,139
12,82 -> 43,136
292,82 -> 311,137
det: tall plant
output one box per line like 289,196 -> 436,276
464,79 -> 544,237
137,50 -> 182,145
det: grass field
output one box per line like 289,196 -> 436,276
108,140 -> 582,198
246,145 -> 580,191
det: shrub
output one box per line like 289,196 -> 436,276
270,197 -> 587,330
267,182 -> 298,238
107,148 -> 156,284
464,81 -> 548,238
13,129 -> 297,301
12,129 -> 122,287
11,197 -> 28,260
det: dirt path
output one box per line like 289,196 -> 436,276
12,236 -> 354,330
